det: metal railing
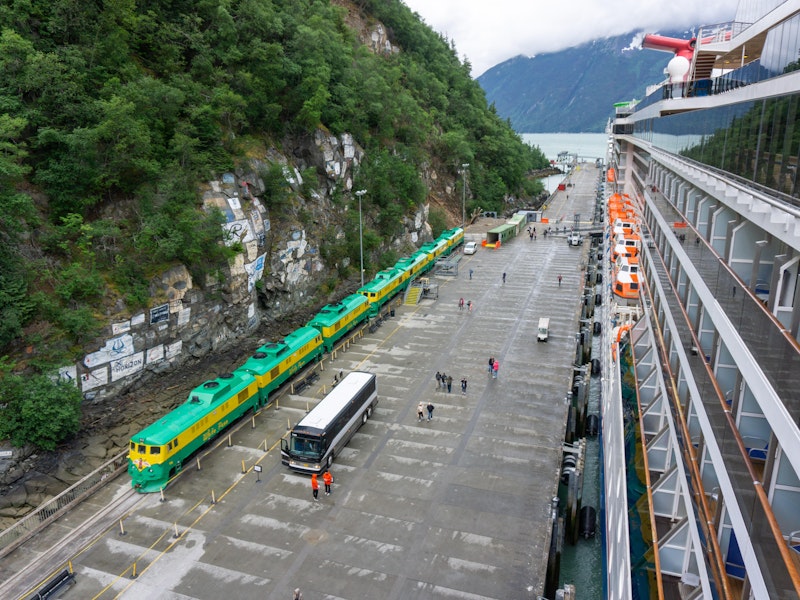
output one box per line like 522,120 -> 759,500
0,451 -> 128,558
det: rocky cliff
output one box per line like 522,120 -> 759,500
0,127 -> 438,522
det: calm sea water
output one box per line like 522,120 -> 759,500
522,133 -> 610,193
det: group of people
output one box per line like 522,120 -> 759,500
435,371 -> 453,392
488,356 -> 499,378
458,297 -> 473,312
526,226 -> 537,241
310,470 -> 334,501
417,401 -> 435,421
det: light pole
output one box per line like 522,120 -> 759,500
355,189 -> 366,286
461,163 -> 469,228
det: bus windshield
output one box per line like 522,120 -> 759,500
290,435 -> 322,458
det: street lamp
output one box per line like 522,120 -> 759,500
461,163 -> 469,228
355,189 -> 367,286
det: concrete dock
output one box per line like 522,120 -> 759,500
3,164 -> 601,600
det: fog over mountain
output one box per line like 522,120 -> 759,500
478,31 -> 685,133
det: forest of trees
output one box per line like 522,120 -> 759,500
0,0 -> 548,448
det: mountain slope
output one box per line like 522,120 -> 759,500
478,32 -> 680,133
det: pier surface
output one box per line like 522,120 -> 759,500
2,165 -> 600,600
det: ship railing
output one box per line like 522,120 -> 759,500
0,450 -> 128,559
696,20 -> 754,46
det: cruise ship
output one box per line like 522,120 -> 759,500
602,1 -> 800,598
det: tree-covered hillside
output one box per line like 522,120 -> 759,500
0,0 -> 550,451
0,0 -> 547,359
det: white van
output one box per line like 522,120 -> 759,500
537,317 -> 550,342
463,241 -> 478,255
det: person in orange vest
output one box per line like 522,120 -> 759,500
323,470 -> 334,495
311,473 -> 319,501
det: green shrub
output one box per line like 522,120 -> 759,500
0,367 -> 82,451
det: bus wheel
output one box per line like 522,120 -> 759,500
367,405 -> 373,418
326,454 -> 333,469
362,412 -> 368,425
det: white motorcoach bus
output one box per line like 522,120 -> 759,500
280,371 -> 377,473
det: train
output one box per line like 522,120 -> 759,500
127,226 -> 464,492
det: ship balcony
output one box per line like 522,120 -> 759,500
634,184 -> 800,598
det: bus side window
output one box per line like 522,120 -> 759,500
138,445 -> 146,453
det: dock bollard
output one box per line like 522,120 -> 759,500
159,487 -> 166,503
241,460 -> 246,474
196,456 -> 201,471
119,519 -> 126,536
287,418 -> 291,431
211,490 -> 216,505
251,415 -> 256,429
274,398 -> 280,411
173,523 -> 180,538
131,562 -> 138,579
227,434 -> 232,447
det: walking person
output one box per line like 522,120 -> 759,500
426,402 -> 435,421
469,268 -> 473,280
461,377 -> 467,395
459,297 -> 465,311
440,372 -> 446,390
467,300 -> 473,312
492,360 -> 499,379
311,473 -> 319,501
488,356 -> 494,374
446,375 -> 453,393
558,274 -> 562,287
293,589 -> 303,600
418,402 -> 425,422
323,470 -> 333,495
502,272 -> 506,284
435,371 -> 442,389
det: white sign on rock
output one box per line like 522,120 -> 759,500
110,351 -> 144,382
81,367 -> 109,391
84,334 -> 134,368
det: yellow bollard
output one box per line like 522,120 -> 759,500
119,519 -> 126,536
173,522 -> 179,538
211,490 -> 216,505
241,460 -> 246,474
68,561 -> 73,574
131,562 -> 138,579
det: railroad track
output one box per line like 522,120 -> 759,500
0,349 -> 344,600
0,484 -> 143,600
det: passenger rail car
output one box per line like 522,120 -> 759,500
238,326 -> 323,397
436,227 -> 465,253
357,267 -> 410,316
307,294 -> 369,352
394,252 -> 431,279
281,371 -> 378,474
